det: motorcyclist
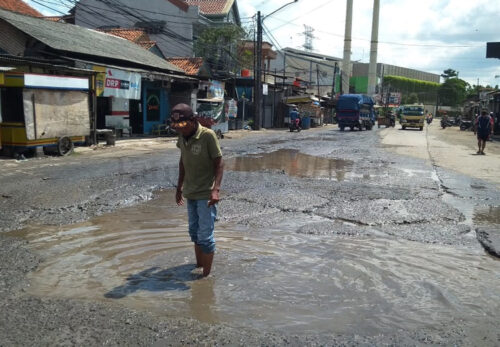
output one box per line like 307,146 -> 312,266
290,107 -> 301,130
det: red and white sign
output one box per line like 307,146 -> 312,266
103,68 -> 141,100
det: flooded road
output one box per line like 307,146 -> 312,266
3,126 -> 500,345
9,191 -> 500,336
225,149 -> 353,181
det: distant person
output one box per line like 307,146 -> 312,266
490,112 -> 495,139
474,110 -> 493,155
172,103 -> 224,277
290,107 -> 300,122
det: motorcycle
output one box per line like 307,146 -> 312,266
390,116 -> 396,127
426,117 -> 433,124
441,118 -> 454,129
289,118 -> 301,132
459,120 -> 473,131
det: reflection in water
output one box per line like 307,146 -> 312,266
189,277 -> 217,323
474,206 -> 500,225
7,191 -> 500,336
225,149 -> 352,181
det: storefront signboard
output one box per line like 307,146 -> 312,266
24,74 -> 89,90
103,68 -> 141,100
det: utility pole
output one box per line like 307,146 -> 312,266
342,0 -> 354,95
255,1 -> 298,130
317,64 -> 321,97
255,11 -> 263,130
332,62 -> 338,98
367,0 -> 380,96
302,25 -> 315,52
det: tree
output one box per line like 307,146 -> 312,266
441,68 -> 458,80
194,25 -> 250,75
438,78 -> 468,107
407,92 -> 419,104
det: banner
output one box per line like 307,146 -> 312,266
226,99 -> 237,118
98,68 -> 141,100
199,80 -> 225,100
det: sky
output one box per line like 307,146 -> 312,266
25,0 -> 500,87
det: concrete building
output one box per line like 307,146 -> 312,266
270,47 -> 342,97
351,62 -> 440,94
73,0 -> 242,58
184,0 -> 241,26
74,0 -> 200,57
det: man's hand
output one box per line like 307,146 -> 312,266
208,189 -> 219,206
176,189 -> 184,206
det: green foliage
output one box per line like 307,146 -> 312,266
194,25 -> 250,73
382,75 -> 439,104
402,92 -> 419,104
438,78 -> 468,107
441,68 -> 458,80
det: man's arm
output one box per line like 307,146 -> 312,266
208,157 -> 224,206
176,157 -> 185,206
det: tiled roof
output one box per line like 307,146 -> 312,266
184,0 -> 234,15
167,0 -> 189,12
166,57 -> 204,75
99,29 -> 160,52
0,0 -> 42,17
98,28 -> 149,43
137,41 -> 157,50
0,8 -> 183,73
43,16 -> 63,22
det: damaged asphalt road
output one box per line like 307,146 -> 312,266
1,126 -> 500,346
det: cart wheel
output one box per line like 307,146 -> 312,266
216,129 -> 222,139
57,136 -> 74,156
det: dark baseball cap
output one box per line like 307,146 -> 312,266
171,103 -> 194,122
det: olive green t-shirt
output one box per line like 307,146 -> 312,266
177,124 -> 222,200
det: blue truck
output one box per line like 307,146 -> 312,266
336,94 -> 375,131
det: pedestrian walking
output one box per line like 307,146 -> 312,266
474,110 -> 493,155
172,103 -> 224,277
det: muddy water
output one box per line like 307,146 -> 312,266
225,149 -> 352,181
9,191 -> 500,336
474,206 -> 500,225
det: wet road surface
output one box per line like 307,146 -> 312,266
2,125 -> 500,345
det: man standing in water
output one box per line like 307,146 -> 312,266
474,110 -> 493,155
172,104 -> 223,277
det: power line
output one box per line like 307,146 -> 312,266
268,0 -> 333,32
30,0 -> 255,70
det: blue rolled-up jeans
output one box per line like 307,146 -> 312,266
187,199 -> 216,254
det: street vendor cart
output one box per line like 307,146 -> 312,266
196,98 -> 228,139
0,72 -> 91,157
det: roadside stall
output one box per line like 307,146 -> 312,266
0,72 -> 91,157
284,95 -> 323,129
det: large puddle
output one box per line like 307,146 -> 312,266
8,191 -> 500,336
474,206 -> 500,225
225,149 -> 352,181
